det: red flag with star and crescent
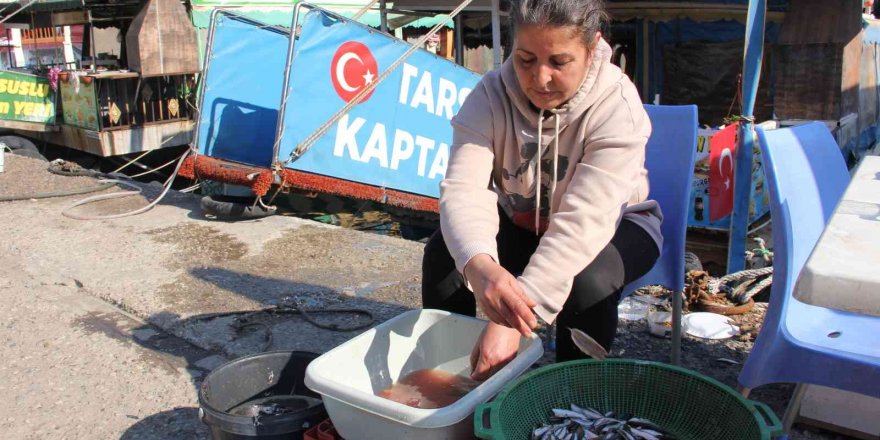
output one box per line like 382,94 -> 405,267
330,41 -> 378,103
708,122 -> 739,222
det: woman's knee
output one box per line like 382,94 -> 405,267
566,249 -> 625,313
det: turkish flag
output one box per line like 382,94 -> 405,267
708,123 -> 739,222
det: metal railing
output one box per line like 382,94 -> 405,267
96,74 -> 195,130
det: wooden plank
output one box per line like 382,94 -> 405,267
841,32 -> 863,119
0,120 -> 59,132
24,125 -> 104,156
859,42 -> 878,131
778,0 -> 861,45
101,120 -> 193,156
608,6 -> 785,23
87,71 -> 140,79
774,44 -> 843,120
22,121 -> 193,157
51,11 -> 89,26
443,28 -> 454,60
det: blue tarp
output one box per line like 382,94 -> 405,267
641,19 -> 781,111
196,13 -> 290,167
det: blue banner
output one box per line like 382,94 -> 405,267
278,9 -> 481,198
196,12 -> 290,167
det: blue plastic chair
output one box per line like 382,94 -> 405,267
738,122 -> 880,432
620,104 -> 698,366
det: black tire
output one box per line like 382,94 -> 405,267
684,251 -> 703,273
0,135 -> 45,161
200,195 -> 277,220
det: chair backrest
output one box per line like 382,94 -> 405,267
755,122 -> 850,315
622,104 -> 698,297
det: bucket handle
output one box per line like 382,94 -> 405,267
748,399 -> 784,438
473,401 -> 499,439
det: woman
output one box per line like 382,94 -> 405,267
422,0 -> 662,380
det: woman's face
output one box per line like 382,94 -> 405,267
512,24 -> 596,110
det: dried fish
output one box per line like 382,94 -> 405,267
531,404 -> 676,440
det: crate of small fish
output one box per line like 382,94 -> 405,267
474,359 -> 783,440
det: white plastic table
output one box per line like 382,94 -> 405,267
795,155 -> 880,317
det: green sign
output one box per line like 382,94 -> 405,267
0,70 -> 56,125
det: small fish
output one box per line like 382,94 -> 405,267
571,403 -> 603,419
628,418 -> 664,432
533,425 -> 552,439
569,328 -> 608,360
553,408 -> 589,420
628,427 -> 660,440
534,405 -> 674,440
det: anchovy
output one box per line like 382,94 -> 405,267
571,403 -> 604,419
553,408 -> 590,420
533,405 -> 675,440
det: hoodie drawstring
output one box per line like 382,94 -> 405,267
536,109 -> 543,233
534,109 -> 561,235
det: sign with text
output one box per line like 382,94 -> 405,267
0,70 -> 56,125
278,9 -> 481,198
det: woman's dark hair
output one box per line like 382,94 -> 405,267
508,0 -> 608,49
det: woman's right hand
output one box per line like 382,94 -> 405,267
470,322 -> 522,380
464,254 -> 538,337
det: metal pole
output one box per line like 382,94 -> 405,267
379,0 -> 387,34
454,14 -> 464,66
273,2 -> 308,163
88,10 -> 97,71
727,0 -> 766,273
491,0 -> 501,69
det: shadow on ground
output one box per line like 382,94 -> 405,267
120,407 -> 208,440
118,264 -> 415,440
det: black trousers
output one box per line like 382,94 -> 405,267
421,211 -> 659,362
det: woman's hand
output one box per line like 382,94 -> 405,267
470,322 -> 522,380
464,254 -> 538,337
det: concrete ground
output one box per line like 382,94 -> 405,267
1,154 -> 425,439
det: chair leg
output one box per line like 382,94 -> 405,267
671,289 -> 682,365
738,386 -> 751,399
782,383 -> 807,434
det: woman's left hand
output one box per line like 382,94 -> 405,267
470,321 -> 522,380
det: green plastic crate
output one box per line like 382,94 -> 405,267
474,359 -> 783,440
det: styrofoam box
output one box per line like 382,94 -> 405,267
304,309 -> 544,440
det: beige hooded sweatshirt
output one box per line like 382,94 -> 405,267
439,39 -> 662,325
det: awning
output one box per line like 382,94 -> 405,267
191,1 -> 453,29
0,0 -> 146,25
392,0 -> 495,11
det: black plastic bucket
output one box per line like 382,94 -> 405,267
199,351 -> 327,440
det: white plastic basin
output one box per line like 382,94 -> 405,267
304,309 -> 544,440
